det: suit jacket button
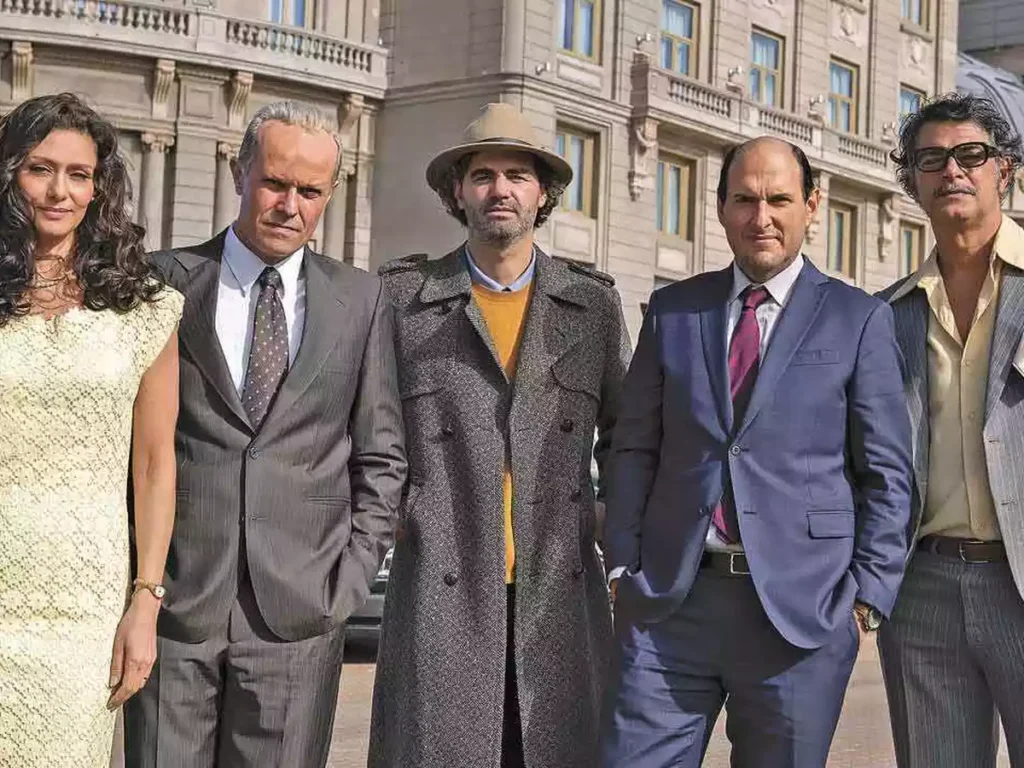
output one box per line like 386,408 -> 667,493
570,489 -> 582,502
444,572 -> 458,587
249,447 -> 260,460
561,418 -> 574,433
729,445 -> 741,456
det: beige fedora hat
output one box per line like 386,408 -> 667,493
426,102 -> 574,192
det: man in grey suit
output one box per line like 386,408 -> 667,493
124,102 -> 406,767
879,92 -> 1024,767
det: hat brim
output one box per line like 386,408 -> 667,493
426,139 -> 574,193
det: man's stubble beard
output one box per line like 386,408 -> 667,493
466,202 -> 538,245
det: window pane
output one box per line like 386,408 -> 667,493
579,0 -> 595,57
292,0 -> 305,26
668,165 -> 681,235
270,0 -> 284,23
568,136 -> 585,211
556,134 -> 566,158
765,74 -> 776,106
656,162 -> 665,231
828,98 -> 838,127
912,0 -> 923,24
828,211 -> 844,272
840,102 -> 851,132
901,0 -> 910,18
752,34 -> 779,69
559,0 -> 574,51
661,37 -> 673,69
678,42 -> 691,75
900,88 -> 922,117
902,229 -> 913,274
663,0 -> 693,38
749,70 -> 760,102
830,63 -> 852,97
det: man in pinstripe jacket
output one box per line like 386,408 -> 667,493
878,92 -> 1024,768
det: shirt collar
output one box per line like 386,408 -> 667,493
223,225 -> 305,298
889,214 -> 1024,303
464,245 -> 536,292
729,254 -> 805,307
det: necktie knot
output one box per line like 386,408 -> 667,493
259,267 -> 283,291
742,285 -> 771,311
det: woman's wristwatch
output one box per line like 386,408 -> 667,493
132,578 -> 166,601
854,601 -> 883,632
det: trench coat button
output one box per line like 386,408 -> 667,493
441,424 -> 455,438
249,447 -> 260,460
570,489 -> 582,502
561,418 -> 574,433
443,571 -> 458,587
439,302 -> 452,315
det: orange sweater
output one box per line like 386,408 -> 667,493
472,282 -> 532,584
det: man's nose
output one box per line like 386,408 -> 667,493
491,173 -> 512,197
278,188 -> 299,216
753,200 -> 771,227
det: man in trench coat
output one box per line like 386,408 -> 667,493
368,103 -> 631,768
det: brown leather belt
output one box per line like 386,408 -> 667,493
700,551 -> 751,577
918,535 -> 1007,563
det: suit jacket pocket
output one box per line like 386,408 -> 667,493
807,510 -> 855,538
791,349 -> 839,366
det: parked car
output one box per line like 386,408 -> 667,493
345,547 -> 392,644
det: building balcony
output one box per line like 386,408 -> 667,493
0,0 -> 387,98
631,52 -> 898,192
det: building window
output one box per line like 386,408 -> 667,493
900,222 -> 925,276
555,125 -> 597,217
900,86 -> 925,119
750,30 -> 783,107
270,0 -> 313,27
828,59 -> 859,134
656,155 -> 695,240
901,0 -> 927,27
827,203 -> 856,277
559,0 -> 601,60
660,0 -> 698,76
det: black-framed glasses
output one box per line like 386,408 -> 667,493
912,142 -> 1001,172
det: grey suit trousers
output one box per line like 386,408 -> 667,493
124,571 -> 345,768
879,550 -> 1024,768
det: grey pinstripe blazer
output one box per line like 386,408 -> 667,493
150,232 -> 407,643
879,220 -> 1024,598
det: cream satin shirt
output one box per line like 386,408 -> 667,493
900,216 -> 1024,541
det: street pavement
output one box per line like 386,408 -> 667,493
327,635 -> 1011,767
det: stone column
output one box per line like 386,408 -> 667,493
322,174 -> 349,262
214,142 -> 238,234
140,132 -> 174,252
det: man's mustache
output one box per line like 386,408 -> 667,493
935,186 -> 975,197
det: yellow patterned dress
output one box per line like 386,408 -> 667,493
0,289 -> 183,767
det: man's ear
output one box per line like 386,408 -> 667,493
230,157 -> 244,197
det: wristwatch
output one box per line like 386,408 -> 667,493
854,602 -> 883,632
132,578 -> 166,601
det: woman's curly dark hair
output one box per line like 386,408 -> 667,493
435,151 -> 567,228
0,92 -> 163,326
890,91 -> 1024,202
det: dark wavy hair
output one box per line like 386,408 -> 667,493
435,151 -> 567,228
0,92 -> 162,326
890,91 -> 1024,202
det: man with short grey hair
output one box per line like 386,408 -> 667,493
124,101 -> 406,767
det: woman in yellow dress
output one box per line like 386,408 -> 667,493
0,93 -> 182,766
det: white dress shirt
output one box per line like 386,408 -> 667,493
704,254 -> 806,553
215,226 -> 307,396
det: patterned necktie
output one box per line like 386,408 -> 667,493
712,285 -> 772,543
242,267 -> 289,430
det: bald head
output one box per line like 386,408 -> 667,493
717,137 -> 816,205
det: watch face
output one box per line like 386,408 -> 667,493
153,585 -> 166,599
866,610 -> 882,630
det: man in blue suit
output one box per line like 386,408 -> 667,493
602,136 -> 914,768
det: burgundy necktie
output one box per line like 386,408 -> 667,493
711,285 -> 772,543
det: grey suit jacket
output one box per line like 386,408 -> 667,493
880,257 -> 1024,598
151,232 -> 406,643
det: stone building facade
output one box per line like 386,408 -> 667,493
0,0 -> 384,269
372,0 -> 961,336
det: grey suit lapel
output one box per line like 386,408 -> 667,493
263,250 -> 346,425
891,289 -> 930,515
419,245 -> 504,377
174,234 -> 252,432
735,261 -> 826,439
986,265 -> 1024,423
698,268 -> 733,434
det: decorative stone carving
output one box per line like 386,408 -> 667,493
881,121 -> 898,146
217,141 -> 237,160
806,173 -> 826,244
141,132 -> 175,153
725,66 -> 745,95
227,71 -> 253,130
907,36 -> 928,74
11,41 -> 33,102
151,59 -> 175,119
627,119 -> 658,202
808,94 -> 827,124
878,195 -> 896,262
339,93 -> 364,140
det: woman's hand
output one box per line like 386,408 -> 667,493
106,592 -> 160,710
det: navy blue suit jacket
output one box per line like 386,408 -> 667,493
606,259 -> 913,649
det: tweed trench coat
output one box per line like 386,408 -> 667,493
368,245 -> 630,768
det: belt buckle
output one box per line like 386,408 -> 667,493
959,540 -> 990,564
729,552 -> 750,576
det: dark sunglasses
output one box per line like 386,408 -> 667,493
912,142 -> 1001,172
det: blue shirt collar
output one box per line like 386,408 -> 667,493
464,245 -> 536,292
